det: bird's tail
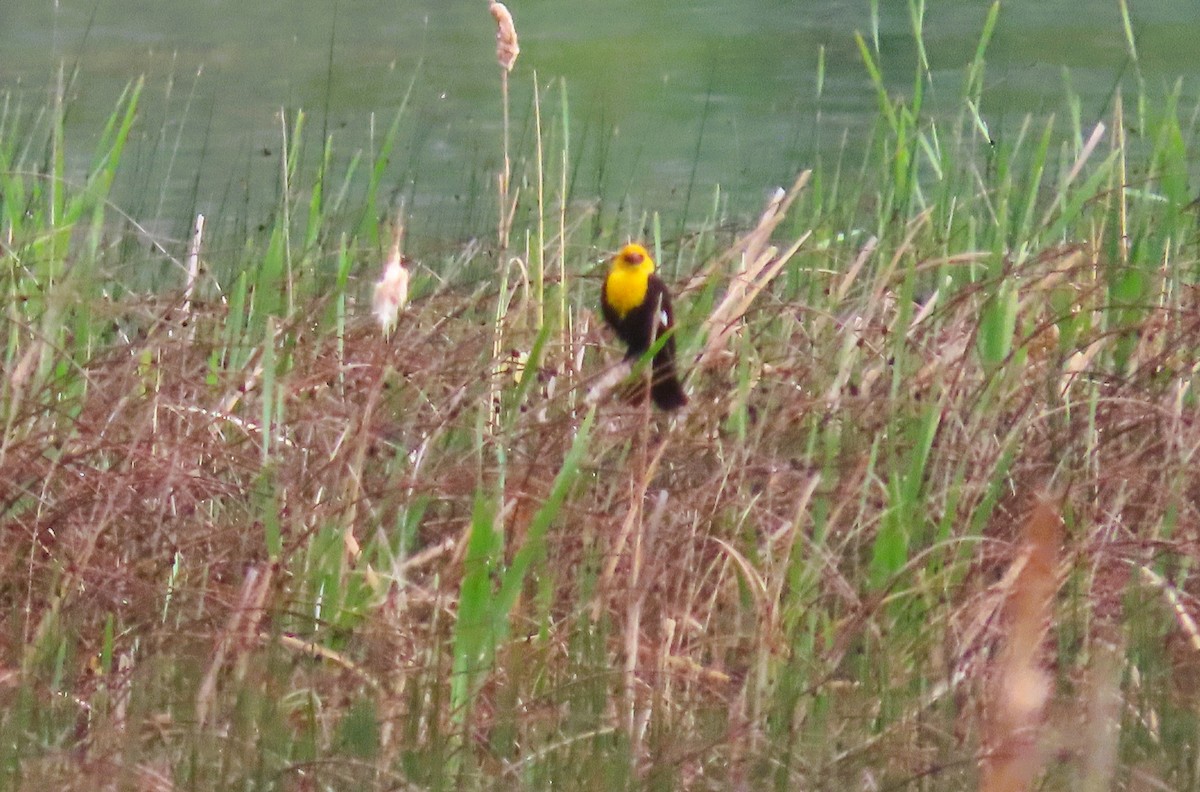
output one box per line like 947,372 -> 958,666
650,351 -> 688,411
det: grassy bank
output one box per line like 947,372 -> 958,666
5,4 -> 1200,789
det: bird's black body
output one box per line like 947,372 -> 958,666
601,261 -> 688,411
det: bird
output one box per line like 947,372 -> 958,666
600,243 -> 688,410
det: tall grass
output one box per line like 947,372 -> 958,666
4,3 -> 1200,789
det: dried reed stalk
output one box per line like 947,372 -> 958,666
1080,645 -> 1121,792
583,358 -> 634,407
694,171 -> 811,369
182,213 -> 204,328
980,496 -> 1063,792
490,1 -> 520,253
1140,565 -> 1200,654
195,564 -> 273,727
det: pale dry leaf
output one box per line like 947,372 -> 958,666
373,221 -> 410,336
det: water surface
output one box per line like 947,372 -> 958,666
1,1 -> 1197,243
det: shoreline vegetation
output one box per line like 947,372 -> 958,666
4,2 -> 1200,788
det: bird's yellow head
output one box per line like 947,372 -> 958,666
611,243 -> 656,274
604,243 -> 657,319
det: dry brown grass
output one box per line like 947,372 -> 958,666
5,232 -> 1200,788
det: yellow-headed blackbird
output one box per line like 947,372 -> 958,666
600,243 -> 688,410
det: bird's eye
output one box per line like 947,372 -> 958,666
624,251 -> 644,264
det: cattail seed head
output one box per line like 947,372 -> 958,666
490,2 -> 519,72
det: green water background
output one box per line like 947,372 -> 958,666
1,1 -> 1197,247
